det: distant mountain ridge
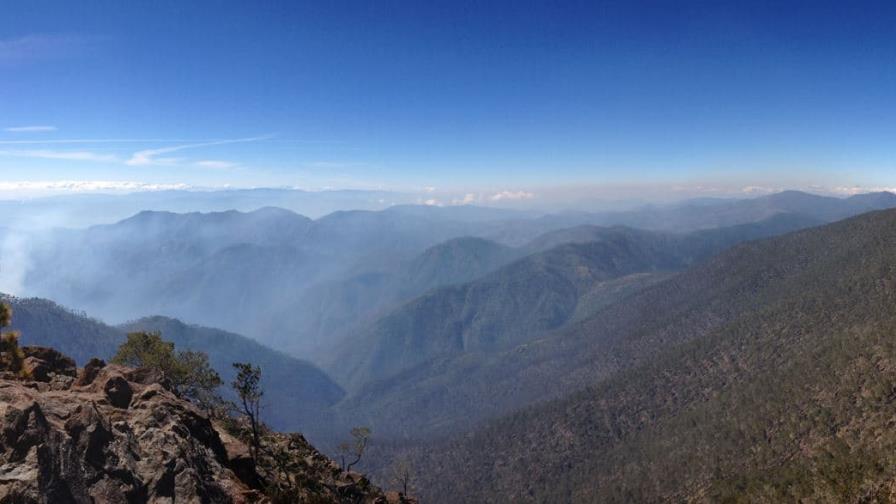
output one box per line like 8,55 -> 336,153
331,212 -> 822,398
592,190 -> 896,232
8,190 -> 896,368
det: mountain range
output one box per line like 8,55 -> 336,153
329,213 -> 820,393
10,190 -> 894,366
7,190 -> 896,501
387,207 -> 896,502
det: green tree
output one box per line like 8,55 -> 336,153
0,302 -> 10,328
0,303 -> 26,377
176,350 -> 224,411
112,331 -> 222,408
112,331 -> 178,370
232,362 -> 263,460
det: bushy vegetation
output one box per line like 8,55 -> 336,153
112,331 -> 222,411
0,303 -> 27,377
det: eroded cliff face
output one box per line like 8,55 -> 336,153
0,347 -> 410,504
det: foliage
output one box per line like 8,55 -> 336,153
0,303 -> 10,328
111,331 -> 222,409
175,350 -> 225,411
112,331 -> 177,370
0,303 -> 27,377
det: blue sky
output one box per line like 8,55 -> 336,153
1,0 -> 895,200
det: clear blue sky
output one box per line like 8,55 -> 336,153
1,0 -> 894,198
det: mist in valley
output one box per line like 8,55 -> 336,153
3,2 -> 895,501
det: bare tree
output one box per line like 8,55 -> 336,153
232,362 -> 263,460
390,456 -> 414,497
338,426 -> 371,472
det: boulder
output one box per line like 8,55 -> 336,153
20,346 -> 76,382
75,357 -> 106,386
103,375 -> 133,409
126,366 -> 173,391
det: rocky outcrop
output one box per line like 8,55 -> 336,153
20,346 -> 76,383
0,348 -> 414,503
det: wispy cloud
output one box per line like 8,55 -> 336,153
195,160 -> 237,169
0,149 -> 118,162
0,34 -> 90,63
0,180 -> 193,193
0,138 -> 192,145
4,125 -> 57,133
0,135 -> 267,170
126,136 -> 269,166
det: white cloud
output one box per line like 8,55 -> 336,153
451,193 -> 478,205
195,160 -> 237,169
490,190 -> 535,201
740,185 -> 780,195
4,125 -> 57,133
0,149 -> 118,162
423,198 -> 442,206
830,186 -> 896,196
126,136 -> 268,166
0,180 -> 193,193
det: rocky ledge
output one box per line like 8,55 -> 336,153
0,346 -> 411,504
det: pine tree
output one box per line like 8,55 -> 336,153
0,303 -> 27,377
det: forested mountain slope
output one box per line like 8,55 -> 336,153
398,208 -> 896,503
281,236 -> 523,358
332,213 -> 820,391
